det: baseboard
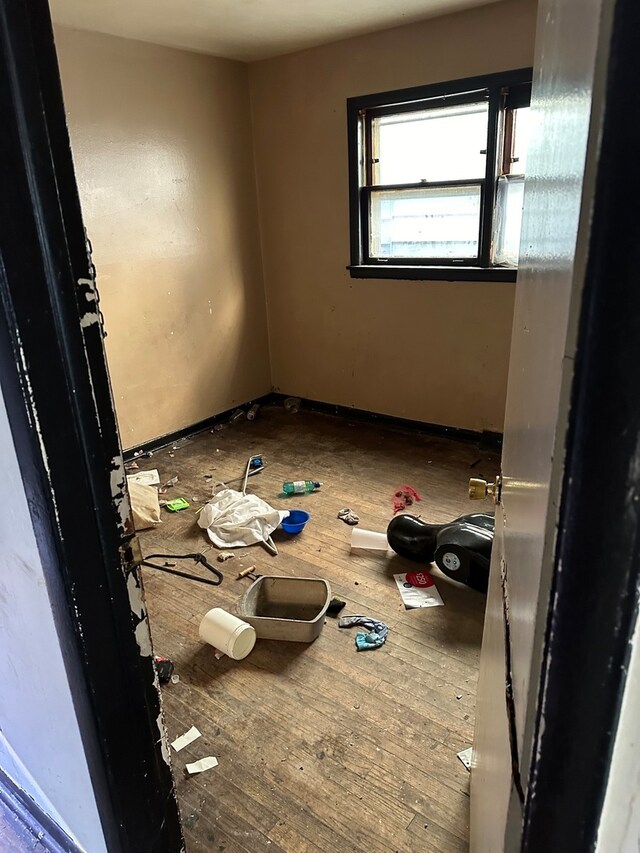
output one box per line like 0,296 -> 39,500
0,766 -> 81,853
124,391 -> 502,460
123,393 -> 277,460
270,393 -> 503,450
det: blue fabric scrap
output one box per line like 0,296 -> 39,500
339,615 -> 389,651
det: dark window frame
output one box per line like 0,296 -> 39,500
347,68 -> 533,282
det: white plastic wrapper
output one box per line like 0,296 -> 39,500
393,571 -> 444,609
197,488 -> 288,549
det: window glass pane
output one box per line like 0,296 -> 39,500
370,184 -> 482,259
493,175 -> 524,266
373,101 -> 489,185
511,107 -> 532,174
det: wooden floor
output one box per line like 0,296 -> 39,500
137,407 -> 500,853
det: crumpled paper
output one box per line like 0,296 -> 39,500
197,488 -> 288,549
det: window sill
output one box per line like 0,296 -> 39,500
347,264 -> 518,282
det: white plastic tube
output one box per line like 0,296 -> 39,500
350,528 -> 389,551
199,608 -> 256,660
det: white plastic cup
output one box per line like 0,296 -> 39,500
198,608 -> 256,660
350,528 -> 389,550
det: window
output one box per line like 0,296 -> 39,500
347,69 -> 533,281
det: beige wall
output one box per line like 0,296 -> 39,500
55,28 -> 271,448
56,1 -> 537,444
249,0 -> 537,432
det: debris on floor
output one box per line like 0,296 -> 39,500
281,509 -> 310,534
161,475 -> 179,493
338,614 -> 389,651
283,396 -> 301,413
337,507 -> 360,526
350,528 -> 389,551
457,747 -> 473,771
185,756 -> 219,775
282,479 -> 321,495
387,511 -> 494,592
125,460 -> 139,471
197,488 -> 287,552
228,408 -> 246,426
327,596 -> 347,616
154,656 -> 174,683
394,571 -> 444,609
141,552 -> 223,586
218,455 -> 265,489
166,497 -> 190,512
247,403 -> 260,421
126,468 -> 161,486
392,485 -> 422,514
137,413 -> 485,840
236,566 -> 260,581
171,726 -> 201,752
199,607 -> 256,660
128,481 -> 161,530
237,576 -> 331,642
132,449 -> 153,459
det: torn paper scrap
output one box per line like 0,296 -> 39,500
393,571 -> 444,609
186,756 -> 219,775
457,747 -> 473,771
126,469 -> 161,486
171,726 -> 201,752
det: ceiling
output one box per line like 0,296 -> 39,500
50,0 -> 501,62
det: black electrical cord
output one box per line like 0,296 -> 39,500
141,552 -> 223,586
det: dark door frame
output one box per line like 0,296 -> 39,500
0,0 -> 182,850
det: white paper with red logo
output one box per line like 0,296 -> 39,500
393,570 -> 444,609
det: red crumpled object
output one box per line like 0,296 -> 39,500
392,485 -> 422,514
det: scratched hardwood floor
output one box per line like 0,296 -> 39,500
136,406 -> 500,853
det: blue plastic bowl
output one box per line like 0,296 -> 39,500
281,510 -> 310,534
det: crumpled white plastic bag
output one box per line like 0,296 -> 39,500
197,488 -> 289,548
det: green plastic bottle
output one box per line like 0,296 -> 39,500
282,480 -> 322,495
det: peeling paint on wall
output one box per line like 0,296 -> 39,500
134,619 -> 152,658
109,454 -> 131,537
126,564 -> 174,772
157,711 -> 171,767
126,568 -> 152,658
77,277 -> 100,329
